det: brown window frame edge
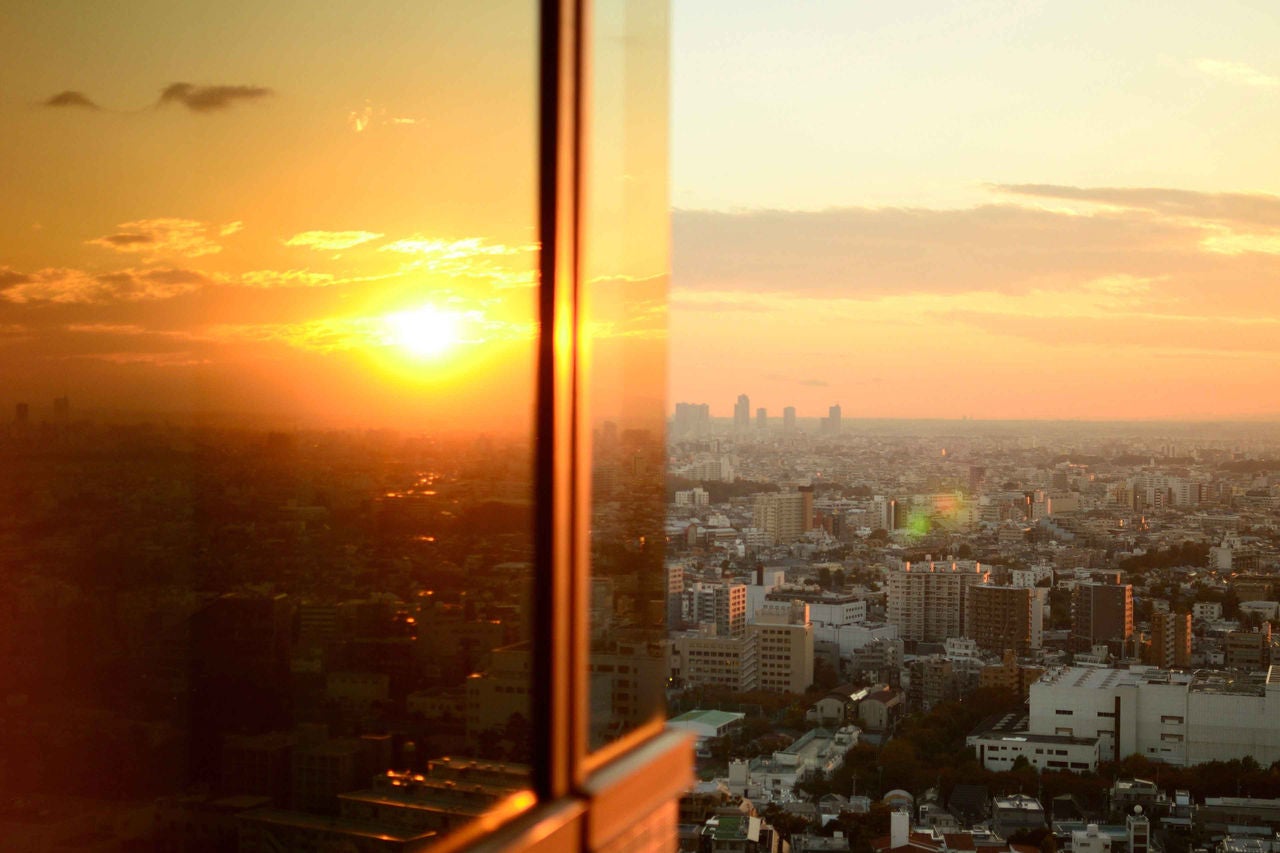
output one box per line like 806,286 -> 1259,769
429,1 -> 691,851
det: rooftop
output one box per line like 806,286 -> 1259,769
669,709 -> 746,728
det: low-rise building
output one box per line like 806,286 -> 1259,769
992,795 -> 1045,839
1029,664 -> 1280,766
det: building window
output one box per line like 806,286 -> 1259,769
3,2 -> 688,851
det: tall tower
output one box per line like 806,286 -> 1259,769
782,406 -> 796,432
733,394 -> 750,431
755,407 -> 767,429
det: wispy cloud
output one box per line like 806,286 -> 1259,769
347,100 -> 420,133
87,218 -> 232,258
158,82 -> 273,112
235,268 -> 399,289
240,269 -> 337,288
992,184 -> 1280,229
284,230 -> 384,251
379,237 -> 536,286
1198,230 -> 1280,256
380,236 -> 528,257
0,266 -> 209,304
42,90 -> 100,110
675,193 -> 1280,316
1194,58 -> 1280,89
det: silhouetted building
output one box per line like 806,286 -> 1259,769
1071,582 -> 1134,654
968,585 -> 1034,656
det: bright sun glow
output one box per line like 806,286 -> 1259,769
384,305 -> 463,358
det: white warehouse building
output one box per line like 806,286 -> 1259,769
1029,665 -> 1280,766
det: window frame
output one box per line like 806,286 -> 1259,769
434,1 -> 691,850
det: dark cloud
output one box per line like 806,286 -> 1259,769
98,233 -> 154,247
0,266 -> 211,305
87,219 -> 223,257
992,184 -> 1280,229
0,268 -> 31,287
158,82 -> 273,112
43,90 -> 100,109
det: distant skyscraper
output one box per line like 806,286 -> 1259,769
671,402 -> 710,438
782,406 -> 796,432
827,403 -> 841,433
755,407 -> 767,429
733,394 -> 750,431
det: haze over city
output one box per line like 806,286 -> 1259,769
670,2 -> 1280,422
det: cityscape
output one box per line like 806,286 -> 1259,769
4,394 -> 1280,851
7,1 -> 1280,852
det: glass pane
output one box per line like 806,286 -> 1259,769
583,0 -> 671,751
0,3 -> 537,848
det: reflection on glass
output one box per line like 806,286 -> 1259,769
0,3 -> 536,848
584,0 -> 671,751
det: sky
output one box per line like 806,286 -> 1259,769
670,1 -> 1280,421
0,1 -> 541,432
4,3 -> 1279,430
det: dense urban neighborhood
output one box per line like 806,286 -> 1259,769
3,404 -> 1280,851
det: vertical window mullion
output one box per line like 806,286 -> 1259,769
534,0 -> 590,804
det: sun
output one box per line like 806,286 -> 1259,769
384,305 -> 463,358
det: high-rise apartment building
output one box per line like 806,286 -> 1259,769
687,582 -> 746,638
783,406 -> 796,432
752,487 -> 814,544
733,393 -> 750,431
967,584 -> 1034,656
1147,612 -> 1192,669
1071,581 -> 1134,654
886,561 -> 989,642
756,407 -> 767,429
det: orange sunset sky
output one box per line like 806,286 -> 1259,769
1,2 -> 541,432
3,3 -> 1279,430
